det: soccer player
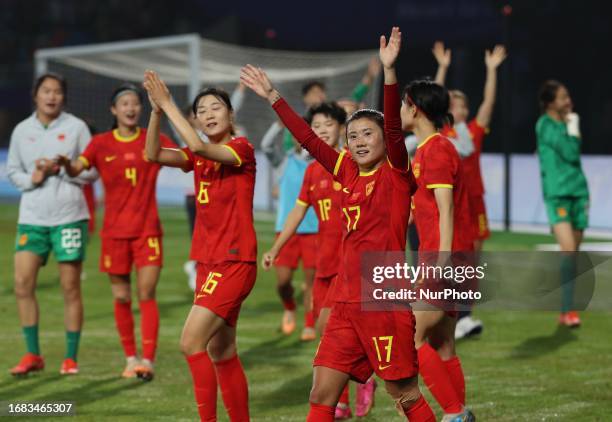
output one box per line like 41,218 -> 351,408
261,103 -> 377,418
261,112 -> 319,340
242,27 -> 436,421
404,79 -> 475,419
262,62 -> 382,341
536,80 -> 589,327
58,83 -> 173,381
433,41 -> 507,339
7,73 -> 95,376
143,71 -> 257,422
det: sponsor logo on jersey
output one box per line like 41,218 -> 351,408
105,155 -> 117,162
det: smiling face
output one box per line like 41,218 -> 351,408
111,92 -> 142,129
311,113 -> 341,148
34,77 -> 64,119
346,117 -> 385,170
195,94 -> 233,140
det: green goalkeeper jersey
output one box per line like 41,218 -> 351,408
536,114 -> 589,199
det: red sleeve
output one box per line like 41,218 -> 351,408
272,98 -> 340,175
159,133 -> 177,149
384,83 -> 409,171
79,135 -> 99,169
181,147 -> 195,172
468,119 -> 487,152
422,139 -> 458,189
224,137 -> 255,167
297,165 -> 312,207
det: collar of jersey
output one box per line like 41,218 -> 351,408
417,132 -> 439,149
359,167 -> 380,177
113,127 -> 141,142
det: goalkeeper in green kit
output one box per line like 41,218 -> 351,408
536,80 -> 589,328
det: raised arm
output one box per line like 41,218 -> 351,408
380,27 -> 408,170
475,45 -> 507,128
432,41 -> 451,86
351,56 -> 382,102
240,64 -> 340,174
143,71 -> 239,166
145,94 -> 190,169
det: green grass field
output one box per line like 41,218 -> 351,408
0,204 -> 611,421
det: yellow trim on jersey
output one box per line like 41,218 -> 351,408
296,199 -> 309,207
359,167 -> 380,177
222,144 -> 242,166
333,150 -> 346,176
175,148 -> 190,162
113,127 -> 141,143
426,183 -> 453,189
78,156 -> 90,169
417,132 -> 440,149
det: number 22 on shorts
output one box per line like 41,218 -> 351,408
372,335 -> 393,370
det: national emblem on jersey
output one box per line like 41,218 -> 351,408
365,181 -> 375,197
413,162 -> 421,178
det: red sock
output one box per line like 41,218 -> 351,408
307,402 -> 335,422
417,344 -> 463,414
283,298 -> 296,311
186,352 -> 218,422
214,354 -> 249,422
114,300 -> 136,357
304,311 -> 315,328
403,395 -> 436,421
443,356 -> 465,405
139,299 -> 159,361
338,384 -> 350,405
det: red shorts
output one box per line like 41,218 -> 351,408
314,303 -> 418,383
194,261 -> 257,327
312,274 -> 336,321
100,235 -> 163,274
469,195 -> 490,240
274,233 -> 317,269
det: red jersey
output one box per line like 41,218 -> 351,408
297,160 -> 344,278
412,133 -> 473,252
273,84 -> 417,303
79,128 -> 173,239
182,137 -> 257,264
441,119 -> 487,196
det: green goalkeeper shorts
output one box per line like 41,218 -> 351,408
15,220 -> 89,265
544,196 -> 589,231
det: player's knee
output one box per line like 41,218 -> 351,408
387,385 -> 422,412
207,341 -> 236,362
14,274 -> 35,298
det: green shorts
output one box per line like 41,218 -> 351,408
15,220 -> 89,265
544,196 -> 589,230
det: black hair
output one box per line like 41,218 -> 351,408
538,79 -> 564,112
305,101 -> 347,126
402,79 -> 454,129
32,72 -> 67,103
345,109 -> 384,137
301,81 -> 326,97
110,83 -> 144,106
110,83 -> 143,129
191,87 -> 233,115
